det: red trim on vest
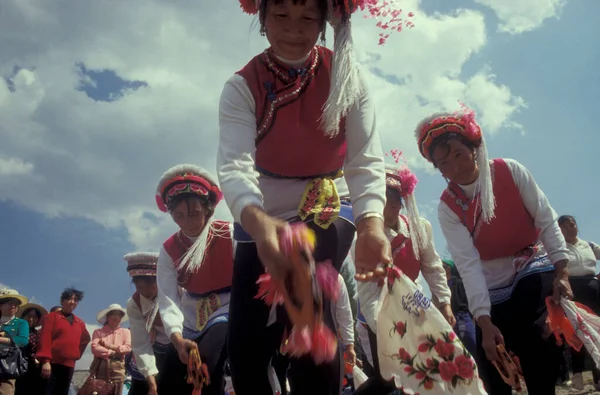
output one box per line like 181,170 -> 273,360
132,291 -> 163,329
163,221 -> 234,295
440,159 -> 538,261
391,215 -> 421,281
236,46 -> 346,178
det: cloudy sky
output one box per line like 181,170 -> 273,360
1,0 -> 598,368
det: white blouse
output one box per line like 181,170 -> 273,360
438,158 -> 569,319
217,66 -> 386,224
566,239 -> 600,276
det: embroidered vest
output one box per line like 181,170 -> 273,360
163,221 -> 234,296
132,291 -> 163,329
440,159 -> 538,261
236,46 -> 346,178
390,215 -> 421,281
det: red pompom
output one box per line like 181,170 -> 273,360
239,0 -> 259,14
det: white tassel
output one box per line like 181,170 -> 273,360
178,220 -> 231,274
404,194 -> 427,260
473,138 -> 496,223
321,20 -> 363,137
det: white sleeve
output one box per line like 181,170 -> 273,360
343,71 -> 386,220
334,275 -> 354,347
438,202 -> 491,319
157,247 -> 185,338
126,298 -> 158,378
419,219 -> 451,305
505,159 -> 569,264
217,75 -> 264,224
591,242 -> 600,260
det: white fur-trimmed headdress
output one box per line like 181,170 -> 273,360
415,107 -> 496,223
124,252 -> 159,277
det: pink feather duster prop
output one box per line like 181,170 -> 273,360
316,260 -> 340,302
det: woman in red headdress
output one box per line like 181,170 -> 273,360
217,0 -> 395,393
154,164 -> 234,395
415,108 -> 573,394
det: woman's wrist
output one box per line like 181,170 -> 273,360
355,214 -> 384,235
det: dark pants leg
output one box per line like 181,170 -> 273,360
229,217 -> 354,395
353,327 -> 396,395
16,360 -> 48,395
129,379 -> 149,395
569,276 -> 600,382
475,272 -> 560,395
46,364 -> 74,395
157,324 -> 228,395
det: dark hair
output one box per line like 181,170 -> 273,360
167,193 -> 214,218
259,0 -> 328,42
558,215 -> 576,226
386,186 -> 403,205
60,287 -> 84,302
428,133 -> 478,168
21,307 -> 42,320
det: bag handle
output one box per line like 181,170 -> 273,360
89,356 -> 113,383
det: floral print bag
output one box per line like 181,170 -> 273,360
376,269 -> 488,394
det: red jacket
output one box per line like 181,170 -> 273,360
37,311 -> 91,368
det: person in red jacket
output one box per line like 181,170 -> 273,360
38,288 -> 91,395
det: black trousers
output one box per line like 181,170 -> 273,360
228,218 -> 354,395
157,323 -> 228,395
15,358 -> 49,395
475,272 -> 561,395
46,364 -> 74,395
569,276 -> 600,382
129,346 -> 169,395
353,326 -> 396,395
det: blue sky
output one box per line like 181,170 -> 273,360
0,0 -> 598,365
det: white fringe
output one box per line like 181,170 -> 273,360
473,138 -> 496,224
404,194 -> 427,260
178,220 -> 232,274
321,20 -> 363,137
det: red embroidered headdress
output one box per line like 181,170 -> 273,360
155,164 -> 223,213
415,106 -> 496,223
124,252 -> 159,277
239,0 -> 414,137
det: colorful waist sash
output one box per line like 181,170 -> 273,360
489,255 -> 554,305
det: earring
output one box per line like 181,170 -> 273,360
260,25 -> 266,36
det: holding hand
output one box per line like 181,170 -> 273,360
172,333 -> 198,365
552,260 -> 573,303
439,304 -> 457,327
354,216 -> 391,282
477,316 -> 505,363
41,362 -> 51,379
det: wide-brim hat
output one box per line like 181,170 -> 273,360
96,303 -> 129,325
0,289 -> 29,307
18,303 -> 49,319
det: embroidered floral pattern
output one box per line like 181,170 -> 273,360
196,293 -> 222,331
298,174 -> 342,229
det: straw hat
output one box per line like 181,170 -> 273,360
0,289 -> 29,307
96,303 -> 128,325
18,303 -> 49,319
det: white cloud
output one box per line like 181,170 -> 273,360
0,0 -> 526,249
474,0 -> 567,34
0,156 -> 34,176
76,323 -> 102,370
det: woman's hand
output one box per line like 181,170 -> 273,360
439,304 -> 457,327
41,362 -> 51,379
354,216 -> 391,282
553,260 -> 573,303
171,333 -> 198,365
477,316 -> 504,362
241,206 -> 292,280
146,375 -> 158,395
344,344 -> 357,366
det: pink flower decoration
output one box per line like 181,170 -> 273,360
254,274 -> 284,306
287,326 -> 312,357
359,0 -> 416,45
311,323 -> 338,364
316,260 -> 340,302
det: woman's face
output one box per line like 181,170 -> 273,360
559,218 -> 578,240
61,295 -> 79,314
24,310 -> 40,328
107,311 -> 123,328
384,187 -> 402,222
170,198 -> 209,237
134,277 -> 158,300
432,139 -> 479,185
264,0 -> 323,61
0,299 -> 19,317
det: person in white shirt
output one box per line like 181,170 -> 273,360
354,162 -> 453,395
414,107 -> 573,395
154,164 -> 234,395
558,214 -> 600,390
218,1 -> 391,394
123,252 -> 169,395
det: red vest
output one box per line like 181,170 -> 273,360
236,46 -> 346,178
131,291 -> 163,330
440,159 -> 538,261
163,221 -> 234,296
391,215 -> 421,281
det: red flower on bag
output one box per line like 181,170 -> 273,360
394,321 -> 407,338
426,358 -> 435,369
398,347 -> 412,363
433,339 -> 455,359
423,378 -> 434,390
439,360 -> 458,382
415,371 -> 426,380
454,354 -> 475,380
418,342 -> 430,353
